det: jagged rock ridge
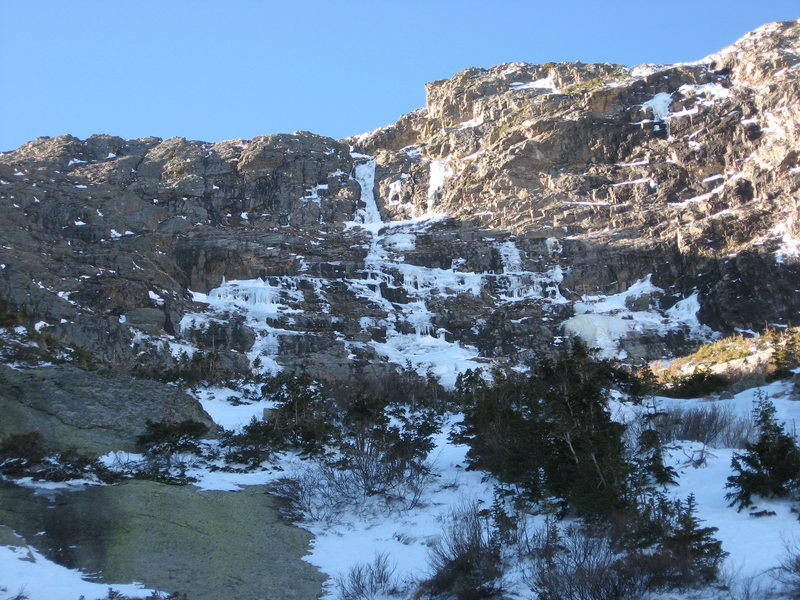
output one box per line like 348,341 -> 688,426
1,20 -> 799,435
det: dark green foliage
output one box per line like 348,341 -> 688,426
332,394 -> 439,497
0,299 -> 26,327
454,342 -> 632,519
0,431 -> 47,476
0,431 -> 115,483
221,417 -> 281,467
262,373 -> 336,455
136,419 -> 209,455
637,426 -> 677,486
661,369 -> 730,398
135,419 -> 209,482
725,394 -> 800,510
660,494 -> 727,584
769,329 -> 800,379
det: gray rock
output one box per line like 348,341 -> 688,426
0,364 -> 216,455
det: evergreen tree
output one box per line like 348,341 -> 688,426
454,342 -> 633,518
725,394 -> 800,510
662,494 -> 727,584
537,342 -> 631,518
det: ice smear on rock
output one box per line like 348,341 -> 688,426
564,276 -> 717,358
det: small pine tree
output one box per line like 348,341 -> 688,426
771,330 -> 799,379
725,394 -> 800,510
662,494 -> 727,584
638,427 -> 677,486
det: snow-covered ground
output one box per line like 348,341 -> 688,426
4,375 -> 800,599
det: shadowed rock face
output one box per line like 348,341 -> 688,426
0,21 -> 799,418
0,481 -> 325,600
0,364 -> 216,454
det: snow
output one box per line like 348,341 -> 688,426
426,160 -> 452,210
642,379 -> 800,591
642,92 -> 673,121
615,159 -> 650,167
300,413 -> 496,593
679,82 -> 733,103
382,232 -> 415,251
509,77 -> 558,93
196,386 -> 274,432
345,154 -> 381,231
563,276 -> 716,358
182,279 -> 303,374
370,332 -> 482,389
611,177 -> 655,187
702,173 -> 724,183
457,115 -> 484,129
5,359 -> 800,598
665,291 -> 715,340
0,542 -> 152,600
772,221 -> 800,263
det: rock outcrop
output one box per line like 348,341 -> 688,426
0,364 -> 216,454
1,20 -> 799,445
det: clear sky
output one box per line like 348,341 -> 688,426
1,1 -> 798,152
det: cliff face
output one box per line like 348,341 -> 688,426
1,20 -> 799,397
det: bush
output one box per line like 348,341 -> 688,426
261,373 -> 337,455
654,403 -> 754,449
454,343 -> 632,519
527,524 -> 643,600
136,419 -> 209,455
0,431 -> 47,475
135,419 -> 210,482
524,500 -> 726,600
418,502 -> 503,600
662,369 -> 730,398
336,553 -> 400,600
0,431 -> 115,483
776,540 -> 800,597
659,494 -> 727,585
725,394 -> 800,510
221,417 -> 280,468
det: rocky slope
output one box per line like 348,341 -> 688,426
1,20 -> 799,442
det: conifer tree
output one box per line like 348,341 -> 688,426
662,494 -> 727,583
725,394 -> 800,510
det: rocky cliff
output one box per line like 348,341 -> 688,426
1,20 -> 799,431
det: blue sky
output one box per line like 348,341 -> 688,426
1,1 -> 797,152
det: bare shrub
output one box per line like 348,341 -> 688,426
655,404 -> 754,449
271,455 -> 432,525
774,539 -> 800,597
418,502 -> 503,600
525,523 -> 647,600
335,553 -> 401,600
271,467 -> 350,524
